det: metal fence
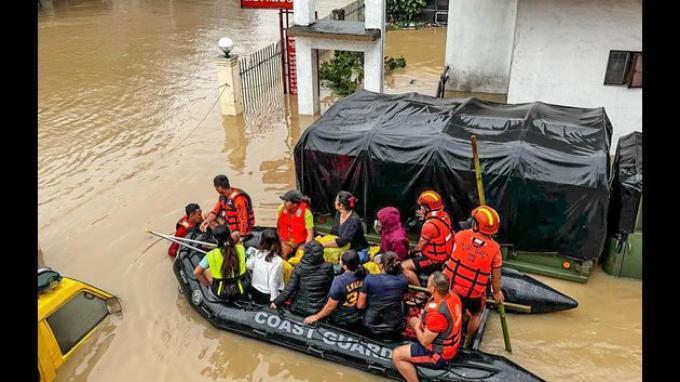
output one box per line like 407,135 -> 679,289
436,66 -> 450,98
238,41 -> 283,111
322,0 -> 365,22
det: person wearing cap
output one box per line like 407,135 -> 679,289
276,190 -> 314,259
168,203 -> 204,258
443,205 -> 504,348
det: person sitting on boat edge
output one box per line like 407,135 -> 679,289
277,190 -> 314,260
443,205 -> 504,348
401,190 -> 455,287
246,228 -> 285,305
374,206 -> 410,261
357,251 -> 409,338
200,174 -> 255,243
321,191 -> 370,263
193,225 -> 249,302
392,272 -> 463,382
271,240 -> 334,316
168,203 -> 204,258
303,250 -> 367,329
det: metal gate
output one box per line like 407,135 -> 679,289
238,41 -> 283,112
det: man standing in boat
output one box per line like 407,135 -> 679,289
200,174 -> 255,243
392,272 -> 463,381
401,190 -> 455,286
276,190 -> 314,259
443,205 -> 504,348
168,203 -> 204,257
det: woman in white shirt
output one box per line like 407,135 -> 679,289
246,228 -> 285,304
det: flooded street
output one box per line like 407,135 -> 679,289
39,1 -> 640,381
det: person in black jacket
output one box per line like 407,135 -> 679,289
270,241 -> 334,316
321,191 -> 370,262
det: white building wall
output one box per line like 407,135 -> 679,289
507,0 -> 642,148
445,0 -> 518,93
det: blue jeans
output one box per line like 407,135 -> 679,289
357,247 -> 370,264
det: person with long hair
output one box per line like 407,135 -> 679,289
358,251 -> 409,337
321,191 -> 370,262
193,224 -> 249,302
303,250 -> 367,329
245,228 -> 285,304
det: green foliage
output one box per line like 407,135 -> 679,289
387,0 -> 428,22
320,52 -> 407,96
384,56 -> 406,73
319,51 -> 364,96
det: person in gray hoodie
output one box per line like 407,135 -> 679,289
270,241 -> 334,316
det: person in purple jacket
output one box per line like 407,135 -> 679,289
375,207 -> 410,261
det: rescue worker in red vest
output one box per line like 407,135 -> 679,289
200,174 -> 255,243
276,190 -> 314,260
443,205 -> 504,348
401,190 -> 455,287
168,203 -> 204,258
392,271 -> 463,382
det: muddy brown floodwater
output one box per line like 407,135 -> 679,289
39,1 -> 641,381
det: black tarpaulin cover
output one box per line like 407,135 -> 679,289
294,90 -> 613,261
608,132 -> 642,235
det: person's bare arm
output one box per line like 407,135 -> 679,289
306,228 -> 314,243
412,237 -> 429,253
303,298 -> 339,324
408,317 -> 439,346
193,266 -> 210,286
357,292 -> 368,310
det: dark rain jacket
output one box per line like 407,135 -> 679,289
273,241 -> 334,316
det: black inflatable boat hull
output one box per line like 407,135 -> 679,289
174,249 -> 545,382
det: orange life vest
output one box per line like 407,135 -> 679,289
277,202 -> 309,244
421,210 -> 454,263
218,188 -> 255,235
420,293 -> 463,360
443,229 -> 500,299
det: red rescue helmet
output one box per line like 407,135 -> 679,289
417,190 -> 444,211
471,205 -> 501,235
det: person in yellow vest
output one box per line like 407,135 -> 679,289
277,190 -> 314,260
193,225 -> 249,301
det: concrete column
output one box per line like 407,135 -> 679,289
363,0 -> 385,93
295,37 -> 319,115
214,54 -> 243,116
445,0 -> 518,93
294,0 -> 316,26
363,42 -> 383,93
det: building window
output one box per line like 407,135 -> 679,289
604,50 -> 642,88
46,291 -> 109,355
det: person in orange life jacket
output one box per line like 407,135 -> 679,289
401,190 -> 455,287
276,190 -> 314,260
168,203 -> 204,258
443,205 -> 504,348
392,272 -> 463,382
200,174 -> 255,243
303,250 -> 367,328
321,191 -> 370,263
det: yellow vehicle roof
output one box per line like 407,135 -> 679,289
38,277 -> 113,321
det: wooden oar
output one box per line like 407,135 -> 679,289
471,135 -> 512,353
144,228 -> 207,254
407,284 -> 531,314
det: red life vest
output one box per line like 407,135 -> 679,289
443,229 -> 500,299
176,215 -> 193,230
218,188 -> 255,235
277,202 -> 309,244
421,210 -> 454,263
420,293 -> 463,360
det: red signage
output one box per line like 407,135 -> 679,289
240,0 -> 293,10
287,36 -> 297,94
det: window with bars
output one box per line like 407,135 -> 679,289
604,50 -> 642,88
